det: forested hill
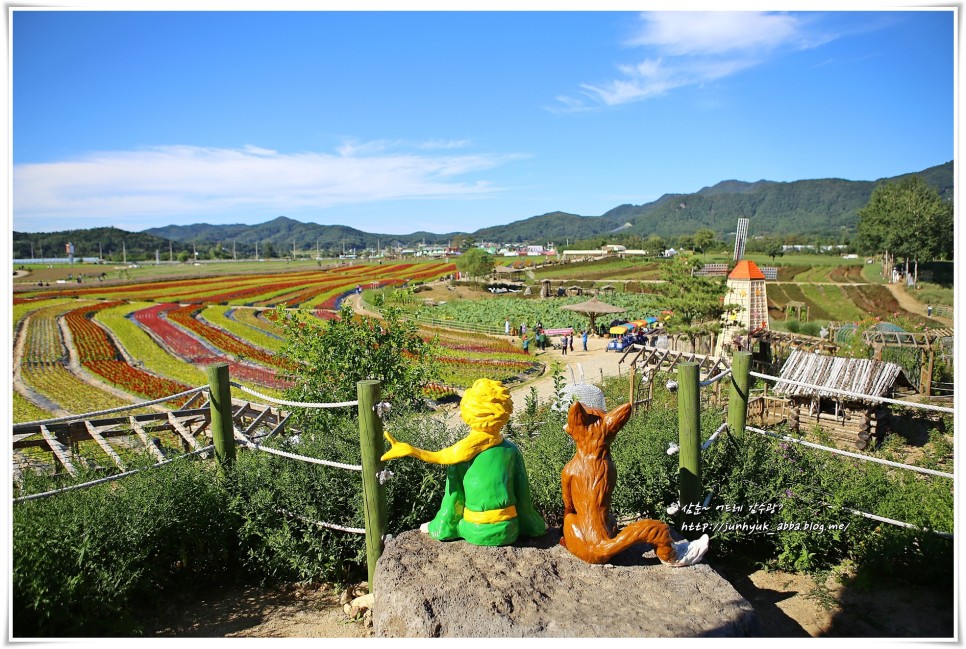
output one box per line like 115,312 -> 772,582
13,161 -> 952,260
602,160 -> 953,239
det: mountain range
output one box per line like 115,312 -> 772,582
13,161 -> 952,260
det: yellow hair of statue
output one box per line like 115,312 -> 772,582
380,378 -> 512,466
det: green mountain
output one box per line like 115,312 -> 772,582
14,161 -> 952,261
604,161 -> 953,240
11,227 -> 193,262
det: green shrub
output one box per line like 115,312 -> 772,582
229,412 -> 451,583
13,455 -> 239,636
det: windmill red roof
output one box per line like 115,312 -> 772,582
729,260 -> 766,280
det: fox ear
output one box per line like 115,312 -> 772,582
603,402 -> 633,435
567,399 -> 596,429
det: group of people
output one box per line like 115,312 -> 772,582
507,317 -> 589,355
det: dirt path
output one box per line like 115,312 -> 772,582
884,282 -> 953,326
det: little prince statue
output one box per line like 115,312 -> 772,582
381,378 -> 546,546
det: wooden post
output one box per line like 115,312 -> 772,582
727,351 -> 752,441
677,362 -> 700,529
357,380 -> 387,594
628,364 -> 636,412
206,363 -> 235,473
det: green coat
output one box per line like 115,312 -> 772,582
427,439 -> 546,546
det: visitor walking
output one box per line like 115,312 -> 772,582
505,318 -> 510,335
927,305 -> 933,317
521,322 -> 527,337
538,330 -> 547,351
569,334 -> 574,353
582,330 -> 588,351
561,335 -> 568,356
522,336 -> 530,354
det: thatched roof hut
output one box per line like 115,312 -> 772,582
772,350 -> 913,405
771,350 -> 916,449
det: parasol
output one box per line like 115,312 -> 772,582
560,297 -> 627,335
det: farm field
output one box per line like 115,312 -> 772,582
11,260 -> 551,424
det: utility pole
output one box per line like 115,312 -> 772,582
255,241 -> 258,260
233,239 -> 236,261
169,241 -> 173,262
122,240 -> 127,264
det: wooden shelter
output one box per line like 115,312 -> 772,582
494,265 -> 525,281
770,350 -> 915,449
560,296 -> 626,336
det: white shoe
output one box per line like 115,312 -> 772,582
663,534 -> 709,567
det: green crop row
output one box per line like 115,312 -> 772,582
199,306 -> 284,353
94,302 -> 209,387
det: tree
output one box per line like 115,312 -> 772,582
176,250 -> 190,263
856,177 -> 953,281
645,234 -> 666,256
764,239 -> 784,263
657,255 -> 729,348
692,228 -> 716,254
677,234 -> 694,252
456,247 -> 495,280
274,304 -> 440,417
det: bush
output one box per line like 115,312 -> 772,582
229,412 -> 452,583
13,456 -> 239,636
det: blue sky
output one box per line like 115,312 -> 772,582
10,6 -> 956,235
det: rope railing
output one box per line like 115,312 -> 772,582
235,434 -> 363,472
745,425 -> 954,479
15,386 -> 210,428
667,422 -> 728,455
835,504 -> 953,539
13,444 -> 215,504
230,382 -> 359,409
699,368 -> 732,388
749,371 -> 954,414
280,508 -> 366,535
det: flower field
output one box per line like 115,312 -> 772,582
15,299 -> 160,418
63,302 -> 196,404
11,262 -> 470,421
132,303 -> 290,388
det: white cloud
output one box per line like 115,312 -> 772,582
558,11 -> 835,110
625,12 -> 802,56
13,143 -> 521,228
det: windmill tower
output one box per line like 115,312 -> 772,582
716,259 -> 769,356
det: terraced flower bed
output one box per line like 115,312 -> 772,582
64,302 -> 195,403
132,303 -> 290,388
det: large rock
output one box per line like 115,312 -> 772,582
373,528 -> 758,638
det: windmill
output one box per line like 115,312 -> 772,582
733,217 -> 749,261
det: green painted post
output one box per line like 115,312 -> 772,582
728,351 -> 752,441
206,362 -> 235,473
677,362 -> 701,528
357,380 -> 387,593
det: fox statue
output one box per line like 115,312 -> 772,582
560,400 -> 709,567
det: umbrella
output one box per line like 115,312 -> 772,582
645,316 -> 658,324
630,320 -> 648,327
610,325 -> 629,335
560,297 -> 627,335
